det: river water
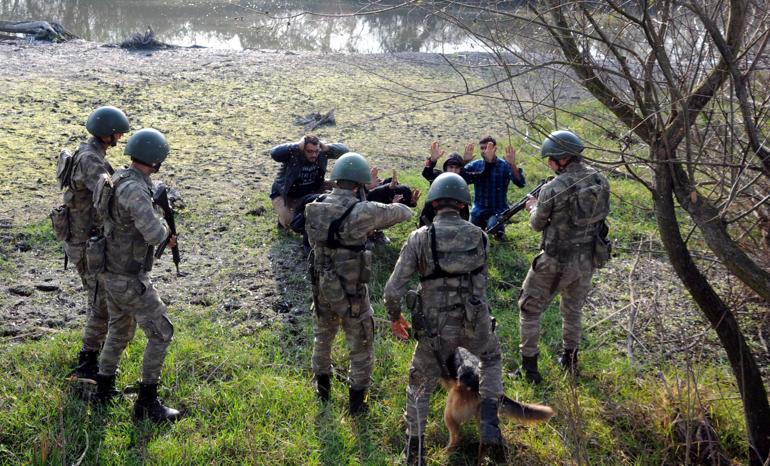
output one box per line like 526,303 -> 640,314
0,0 -> 522,53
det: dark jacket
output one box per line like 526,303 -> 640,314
269,142 -> 349,199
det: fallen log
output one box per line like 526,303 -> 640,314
0,20 -> 78,42
294,109 -> 336,133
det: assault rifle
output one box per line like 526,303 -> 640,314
486,178 -> 551,236
153,183 -> 181,275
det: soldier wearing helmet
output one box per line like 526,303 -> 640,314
384,173 -> 505,464
92,128 -> 181,423
62,106 -> 130,382
304,152 -> 412,415
515,130 -> 610,383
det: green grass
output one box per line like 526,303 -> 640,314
0,55 -> 753,465
0,171 -> 747,465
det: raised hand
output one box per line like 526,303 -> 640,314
430,141 -> 444,162
463,143 -> 475,162
505,145 -> 516,166
411,188 -> 421,205
390,169 -> 398,189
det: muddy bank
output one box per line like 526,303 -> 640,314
0,39 -> 571,340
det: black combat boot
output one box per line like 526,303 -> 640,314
405,435 -> 425,465
513,354 -> 543,384
91,373 -> 121,404
558,348 -> 579,376
348,387 -> 368,416
133,382 -> 181,423
72,349 -> 99,381
478,398 -> 506,464
315,374 -> 331,403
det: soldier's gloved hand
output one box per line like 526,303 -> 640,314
390,315 -> 411,341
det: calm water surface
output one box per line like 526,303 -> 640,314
0,0 -> 519,53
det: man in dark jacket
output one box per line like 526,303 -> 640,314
270,135 -> 348,229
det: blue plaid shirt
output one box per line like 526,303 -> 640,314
464,157 -> 526,217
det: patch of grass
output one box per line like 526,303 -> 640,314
0,52 -> 753,465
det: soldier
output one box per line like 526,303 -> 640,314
59,106 -> 130,381
515,130 -> 610,383
384,173 -> 505,464
305,152 -> 412,415
92,128 -> 180,423
270,135 -> 349,230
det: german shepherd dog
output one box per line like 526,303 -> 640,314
440,347 -> 555,450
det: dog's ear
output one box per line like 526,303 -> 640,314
446,352 -> 459,379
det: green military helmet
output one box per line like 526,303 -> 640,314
124,128 -> 170,165
330,152 -> 372,185
541,130 -> 584,160
426,172 -> 471,204
86,106 -> 130,137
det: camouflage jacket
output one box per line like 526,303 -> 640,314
529,161 -> 610,258
306,188 -> 412,297
63,137 -> 114,244
384,210 -> 488,321
104,166 -> 169,275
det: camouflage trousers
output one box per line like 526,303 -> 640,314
97,272 -> 174,384
65,242 -> 109,352
311,295 -> 375,391
518,251 -> 594,357
406,305 -> 503,437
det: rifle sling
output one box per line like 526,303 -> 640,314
326,201 -> 365,252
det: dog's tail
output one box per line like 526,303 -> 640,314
499,396 -> 555,423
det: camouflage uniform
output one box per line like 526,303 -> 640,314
305,188 -> 412,390
518,161 -> 610,357
384,210 -> 503,437
97,166 -> 172,384
63,137 -> 113,351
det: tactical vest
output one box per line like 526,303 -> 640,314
59,141 -> 113,244
306,193 -> 372,314
418,218 -> 486,294
103,169 -> 157,275
541,163 -> 610,260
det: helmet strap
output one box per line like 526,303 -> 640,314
109,134 -> 118,147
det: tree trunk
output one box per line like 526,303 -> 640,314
0,20 -> 77,42
668,162 -> 770,303
652,143 -> 770,466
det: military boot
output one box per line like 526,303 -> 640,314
133,382 -> 181,423
348,387 -> 368,416
405,435 -> 425,465
513,354 -> 543,384
315,374 -> 331,403
477,398 -> 506,464
91,373 -> 121,404
72,349 -> 99,381
558,348 -> 579,376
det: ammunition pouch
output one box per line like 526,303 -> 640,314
50,205 -> 71,241
85,235 -> 106,274
592,220 -> 612,269
462,295 -> 489,339
318,266 -> 350,314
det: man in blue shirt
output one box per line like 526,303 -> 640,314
463,136 -> 526,238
